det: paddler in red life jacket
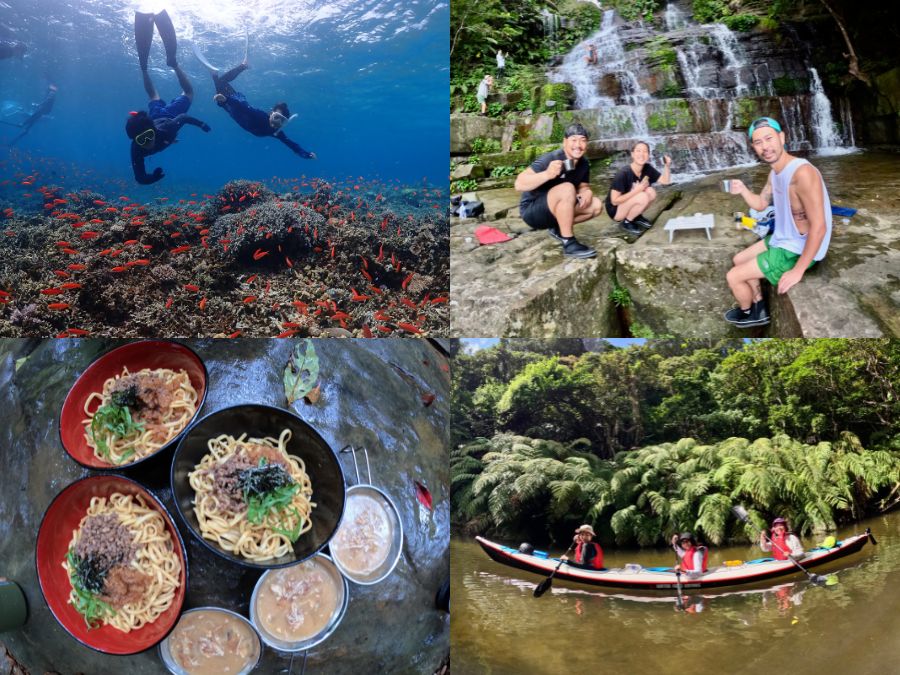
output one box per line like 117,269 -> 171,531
561,524 -> 606,570
760,517 -> 804,560
671,532 -> 709,577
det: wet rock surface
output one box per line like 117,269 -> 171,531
0,339 -> 449,674
451,152 -> 900,337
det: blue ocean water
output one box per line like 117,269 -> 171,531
0,0 -> 448,201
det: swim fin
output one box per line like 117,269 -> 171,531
154,9 -> 178,68
191,41 -> 219,74
134,11 -> 155,71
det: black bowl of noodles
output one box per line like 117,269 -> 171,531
171,404 -> 346,569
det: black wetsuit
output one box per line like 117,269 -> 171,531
9,87 -> 56,146
130,114 -> 208,184
217,93 -> 313,158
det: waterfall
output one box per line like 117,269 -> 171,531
664,2 -> 688,31
541,9 -> 559,50
808,67 -> 846,153
839,97 -> 857,148
778,96 -> 811,152
676,43 -> 712,98
709,24 -> 748,97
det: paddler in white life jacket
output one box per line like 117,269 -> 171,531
760,517 -> 804,560
671,532 -> 709,577
561,524 -> 606,570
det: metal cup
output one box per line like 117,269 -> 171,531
563,158 -> 576,172
721,179 -> 731,193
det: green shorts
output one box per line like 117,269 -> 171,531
756,235 -> 817,285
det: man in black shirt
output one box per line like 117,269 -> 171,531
514,123 -> 602,258
605,141 -> 671,235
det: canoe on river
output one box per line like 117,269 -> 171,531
475,531 -> 873,591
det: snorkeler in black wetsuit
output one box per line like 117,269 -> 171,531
8,84 -> 57,147
194,44 -> 316,160
125,9 -> 210,185
0,40 -> 26,59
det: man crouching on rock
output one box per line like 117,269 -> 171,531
723,117 -> 832,328
514,123 -> 602,258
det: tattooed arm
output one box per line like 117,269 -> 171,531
729,173 -> 773,212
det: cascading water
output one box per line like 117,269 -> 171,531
664,2 -> 688,31
709,24 -> 749,97
545,7 -> 853,176
541,9 -> 559,51
808,67 -> 850,154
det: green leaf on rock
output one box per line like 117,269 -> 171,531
284,339 -> 320,404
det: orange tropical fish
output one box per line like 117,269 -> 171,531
47,302 -> 70,310
40,288 -> 64,295
170,245 -> 190,254
110,266 -> 127,272
67,264 -> 86,271
243,295 -> 257,303
199,296 -> 207,310
53,270 -> 70,278
183,284 -> 200,292
60,283 -> 82,290
126,259 -> 150,267
401,273 -> 414,290
397,322 -> 423,334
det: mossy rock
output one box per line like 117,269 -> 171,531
772,76 -> 807,96
478,148 -> 537,171
533,83 -> 576,113
646,99 -> 693,133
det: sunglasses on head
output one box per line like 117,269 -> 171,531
135,128 -> 155,147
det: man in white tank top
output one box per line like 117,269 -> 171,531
723,117 -> 833,327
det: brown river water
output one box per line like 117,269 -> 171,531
452,512 -> 900,674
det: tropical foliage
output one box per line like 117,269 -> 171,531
452,339 -> 900,546
452,432 -> 900,547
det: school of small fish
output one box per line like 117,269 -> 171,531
0,167 -> 449,338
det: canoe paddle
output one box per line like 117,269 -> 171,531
673,553 -> 685,611
732,505 -> 827,585
534,542 -> 575,598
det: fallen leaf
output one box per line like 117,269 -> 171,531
415,481 -> 433,511
284,339 -> 319,404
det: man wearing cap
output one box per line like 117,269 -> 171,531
723,116 -> 833,327
760,517 -> 804,561
561,524 -> 605,570
514,123 -> 602,258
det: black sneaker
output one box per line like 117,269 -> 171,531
562,238 -> 597,258
748,299 -> 770,326
724,306 -> 752,324
621,219 -> 643,235
724,301 -> 770,327
547,226 -> 566,244
633,215 -> 653,230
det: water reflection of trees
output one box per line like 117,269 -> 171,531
455,514 -> 900,665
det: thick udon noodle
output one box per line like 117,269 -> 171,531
189,429 -> 315,562
62,492 -> 181,632
83,366 -> 199,465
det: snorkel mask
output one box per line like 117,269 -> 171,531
135,127 -> 156,147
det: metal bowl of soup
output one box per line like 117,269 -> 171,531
159,607 -> 261,675
329,485 -> 403,585
250,553 -> 349,652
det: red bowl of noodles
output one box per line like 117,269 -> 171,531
35,474 -> 188,655
59,340 -> 208,469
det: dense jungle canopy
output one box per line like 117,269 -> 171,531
451,339 -> 900,547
